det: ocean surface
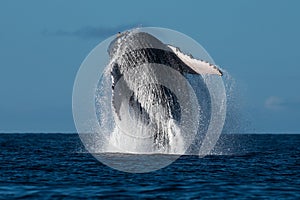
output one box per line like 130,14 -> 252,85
0,133 -> 299,199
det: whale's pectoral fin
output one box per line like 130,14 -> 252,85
111,63 -> 127,120
167,44 -> 223,76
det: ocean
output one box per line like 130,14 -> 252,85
0,133 -> 299,199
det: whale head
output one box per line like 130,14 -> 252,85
107,30 -> 215,152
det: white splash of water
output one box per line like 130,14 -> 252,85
94,29 -> 230,156
105,119 -> 185,154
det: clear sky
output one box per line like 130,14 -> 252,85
0,0 -> 299,133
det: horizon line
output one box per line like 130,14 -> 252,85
0,132 -> 299,134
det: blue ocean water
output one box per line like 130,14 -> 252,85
0,133 -> 299,199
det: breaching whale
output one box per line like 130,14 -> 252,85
106,31 -> 222,152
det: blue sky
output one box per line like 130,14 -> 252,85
0,0 -> 299,133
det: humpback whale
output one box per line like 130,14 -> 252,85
106,31 -> 222,152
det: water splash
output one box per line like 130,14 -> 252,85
73,27 -> 231,172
